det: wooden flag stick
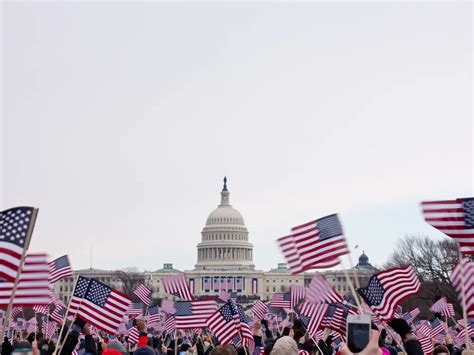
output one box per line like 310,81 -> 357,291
0,208 -> 38,341
457,249 -> 472,350
54,275 -> 79,355
342,268 -> 363,313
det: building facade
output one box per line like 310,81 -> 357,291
53,178 -> 377,303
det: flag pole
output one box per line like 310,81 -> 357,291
0,208 -> 38,341
457,249 -> 472,350
342,268 -> 363,313
54,275 -> 80,355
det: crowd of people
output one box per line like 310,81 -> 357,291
1,316 -> 473,355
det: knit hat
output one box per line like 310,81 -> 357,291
133,346 -> 156,355
270,336 -> 298,355
105,340 -> 127,355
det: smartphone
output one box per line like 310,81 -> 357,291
347,314 -> 371,353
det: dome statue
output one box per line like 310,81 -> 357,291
195,177 -> 254,271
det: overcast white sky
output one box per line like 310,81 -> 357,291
2,1 -> 472,273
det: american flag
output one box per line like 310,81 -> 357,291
421,198 -> 474,255
290,285 -> 306,309
162,273 -> 192,300
27,318 -> 37,333
430,297 -> 449,314
175,299 -> 218,329
0,207 -> 37,282
445,303 -> 455,317
270,293 -> 291,308
305,274 -> 342,305
431,318 -> 446,337
50,304 -> 66,323
320,303 -> 355,336
133,284 -> 151,306
70,278 -> 131,334
160,299 -> 176,315
207,300 -> 242,345
126,302 -> 143,317
48,255 -> 73,284
218,290 -> 231,302
32,304 -> 50,314
415,321 -> 432,338
402,308 -> 420,324
450,258 -> 474,318
11,307 -> 22,319
0,253 -> 50,307
127,326 -> 139,344
357,265 -> 421,321
298,302 -> 328,338
45,321 -> 57,339
278,214 -> 349,274
165,315 -> 176,334
147,306 -> 161,323
417,336 -> 433,354
68,276 -> 91,315
252,301 -> 268,320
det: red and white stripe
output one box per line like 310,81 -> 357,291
290,285 -> 306,309
0,253 -> 50,307
175,299 -> 218,329
421,199 -> 474,254
305,274 -> 343,305
359,265 -> 421,321
450,258 -> 474,318
252,301 -> 268,320
162,273 -> 192,300
133,284 -> 151,306
278,215 -> 348,274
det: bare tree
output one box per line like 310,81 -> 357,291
114,270 -> 145,297
385,235 -> 461,316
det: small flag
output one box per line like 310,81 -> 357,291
162,273 -> 192,300
48,255 -> 73,284
278,214 -> 349,274
133,284 -> 152,306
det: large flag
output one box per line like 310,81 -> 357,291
252,301 -> 268,320
48,255 -> 73,284
0,207 -> 37,282
278,214 -> 349,274
175,299 -> 218,329
162,273 -> 192,300
421,198 -> 474,255
133,284 -> 151,306
69,278 -> 131,334
357,265 -> 421,321
0,253 -> 50,307
298,302 -> 328,338
450,258 -> 474,318
305,274 -> 343,305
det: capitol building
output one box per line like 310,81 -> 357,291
53,178 -> 377,303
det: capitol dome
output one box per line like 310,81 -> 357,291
195,177 -> 254,271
